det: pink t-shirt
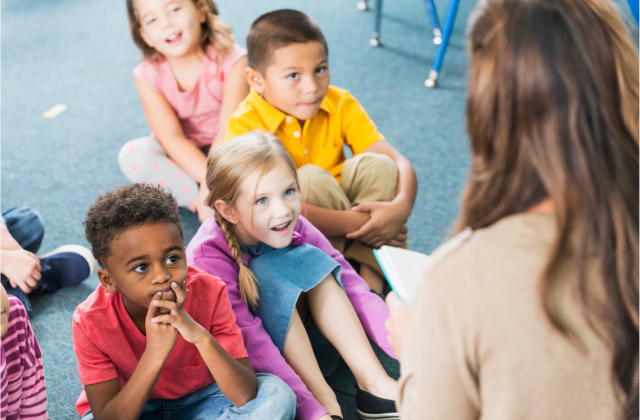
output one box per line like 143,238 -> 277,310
1,296 -> 48,420
72,266 -> 248,416
134,44 -> 247,148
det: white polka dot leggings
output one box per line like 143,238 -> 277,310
118,136 -> 200,207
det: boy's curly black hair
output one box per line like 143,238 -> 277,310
83,184 -> 183,267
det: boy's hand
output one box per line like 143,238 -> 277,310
151,281 -> 209,345
1,249 -> 41,293
347,201 -> 409,248
145,292 -> 179,360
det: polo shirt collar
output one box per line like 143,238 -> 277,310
319,95 -> 332,114
247,88 -> 333,132
247,88 -> 287,133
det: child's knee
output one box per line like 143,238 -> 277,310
297,164 -> 349,210
343,153 -> 399,203
348,152 -> 397,182
253,373 -> 296,419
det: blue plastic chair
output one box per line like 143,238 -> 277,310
627,0 -> 638,24
359,0 -> 461,88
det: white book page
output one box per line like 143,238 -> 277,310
379,246 -> 431,306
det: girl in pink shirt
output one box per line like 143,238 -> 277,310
118,0 -> 249,222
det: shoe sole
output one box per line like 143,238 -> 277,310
357,409 -> 400,420
38,245 -> 98,278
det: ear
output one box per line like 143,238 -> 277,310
215,200 -> 240,225
97,268 -> 119,294
139,27 -> 154,49
245,67 -> 266,95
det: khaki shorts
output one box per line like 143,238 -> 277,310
298,152 -> 408,278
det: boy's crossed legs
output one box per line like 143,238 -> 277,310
298,153 -> 408,292
82,373 -> 295,420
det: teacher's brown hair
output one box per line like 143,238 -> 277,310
461,0 -> 638,417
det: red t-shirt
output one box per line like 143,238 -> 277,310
72,266 -> 248,416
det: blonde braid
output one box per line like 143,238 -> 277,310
217,214 -> 260,308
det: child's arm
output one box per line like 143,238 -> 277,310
135,78 -> 207,186
346,140 -> 417,248
151,281 -> 257,407
211,56 -> 250,149
83,296 -> 178,420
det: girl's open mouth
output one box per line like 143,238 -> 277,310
166,32 -> 182,44
271,221 -> 291,232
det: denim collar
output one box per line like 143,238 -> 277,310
240,242 -> 276,259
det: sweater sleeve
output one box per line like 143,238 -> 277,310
190,253 -> 328,420
295,216 -> 396,359
397,261 -> 480,420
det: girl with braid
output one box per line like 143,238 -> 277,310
186,131 -> 399,420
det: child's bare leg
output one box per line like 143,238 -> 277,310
307,274 -> 398,400
283,308 -> 343,417
359,264 -> 385,294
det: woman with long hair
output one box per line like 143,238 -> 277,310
386,0 -> 639,418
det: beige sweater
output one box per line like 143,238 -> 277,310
398,213 -> 620,420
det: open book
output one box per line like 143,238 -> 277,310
373,246 -> 431,306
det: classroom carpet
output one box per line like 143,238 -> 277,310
1,0 -> 636,418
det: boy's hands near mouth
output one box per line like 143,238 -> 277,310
144,292 -> 178,360
151,281 -> 208,345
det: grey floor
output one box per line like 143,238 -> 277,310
1,0 -> 636,418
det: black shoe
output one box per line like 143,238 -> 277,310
331,416 -> 344,420
355,385 -> 399,420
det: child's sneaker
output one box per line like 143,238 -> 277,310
355,385 -> 400,420
36,245 -> 97,293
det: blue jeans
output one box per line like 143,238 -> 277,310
1,207 -> 45,312
82,373 -> 296,420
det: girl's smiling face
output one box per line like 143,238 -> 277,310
227,161 -> 301,249
137,0 -> 206,59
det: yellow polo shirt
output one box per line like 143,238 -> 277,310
225,86 -> 385,183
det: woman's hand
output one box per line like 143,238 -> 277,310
385,292 -> 413,357
151,281 -> 209,345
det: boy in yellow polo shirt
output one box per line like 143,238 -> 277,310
226,9 -> 417,294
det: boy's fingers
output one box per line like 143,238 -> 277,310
31,269 -> 42,281
147,292 -> 162,319
153,299 -> 177,310
346,220 -> 373,240
171,281 -> 186,303
150,314 -> 174,325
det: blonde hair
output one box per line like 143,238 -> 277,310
206,131 -> 299,308
127,0 -> 234,61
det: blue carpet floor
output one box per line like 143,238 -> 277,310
1,0 -> 636,418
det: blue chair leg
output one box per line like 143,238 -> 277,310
425,0 -> 460,87
628,0 -> 638,24
370,0 -> 384,46
422,0 -> 443,44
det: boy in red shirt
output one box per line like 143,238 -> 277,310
72,184 -> 296,420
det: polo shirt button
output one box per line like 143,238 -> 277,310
293,131 -> 301,138
285,116 -> 293,123
304,149 -> 308,155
